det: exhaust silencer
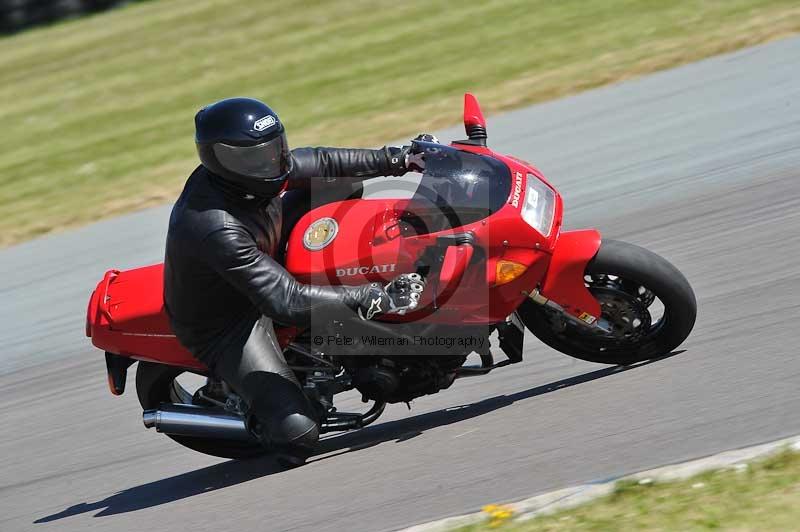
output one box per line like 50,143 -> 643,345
143,403 -> 254,441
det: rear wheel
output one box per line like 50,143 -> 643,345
520,239 -> 696,365
135,362 -> 267,459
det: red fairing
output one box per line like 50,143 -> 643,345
439,244 -> 473,289
283,149 -> 558,324
540,229 -> 602,320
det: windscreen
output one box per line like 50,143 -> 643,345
402,142 -> 511,234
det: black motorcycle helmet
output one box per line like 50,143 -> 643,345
195,97 -> 292,198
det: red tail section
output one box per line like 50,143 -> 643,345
86,264 -> 205,371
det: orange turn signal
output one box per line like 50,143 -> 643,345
495,260 -> 527,285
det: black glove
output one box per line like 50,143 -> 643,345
386,146 -> 410,175
355,273 -> 426,320
386,134 -> 439,175
407,134 -> 440,172
413,133 -> 439,144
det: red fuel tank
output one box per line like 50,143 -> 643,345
284,198 -> 425,286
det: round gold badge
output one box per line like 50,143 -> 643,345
303,217 -> 339,251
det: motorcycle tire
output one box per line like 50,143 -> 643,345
135,361 -> 267,460
520,239 -> 696,365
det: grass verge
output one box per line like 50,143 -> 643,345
458,449 -> 800,531
2,0 -> 800,246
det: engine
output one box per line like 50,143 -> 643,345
348,354 -> 467,404
329,320 -> 489,403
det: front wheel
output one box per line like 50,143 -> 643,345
520,239 -> 696,365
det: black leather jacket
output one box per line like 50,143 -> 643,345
164,147 -> 404,363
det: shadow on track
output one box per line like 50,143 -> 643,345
35,352 -> 682,523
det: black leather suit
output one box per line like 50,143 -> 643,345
164,146 -> 405,453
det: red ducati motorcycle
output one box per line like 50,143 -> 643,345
86,94 -> 696,459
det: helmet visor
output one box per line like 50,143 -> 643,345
212,133 -> 289,180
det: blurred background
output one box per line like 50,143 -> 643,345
1,0 -> 798,248
0,0 -> 129,34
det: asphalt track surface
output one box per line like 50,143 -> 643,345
2,37 -> 800,532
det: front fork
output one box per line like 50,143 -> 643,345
525,288 -> 611,334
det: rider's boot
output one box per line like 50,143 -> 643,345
214,316 -> 320,465
243,372 -> 320,466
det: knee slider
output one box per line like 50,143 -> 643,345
273,412 -> 319,449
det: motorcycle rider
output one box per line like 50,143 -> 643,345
164,97 -> 426,464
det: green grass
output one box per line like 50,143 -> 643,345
459,449 -> 800,531
2,0 -> 800,246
